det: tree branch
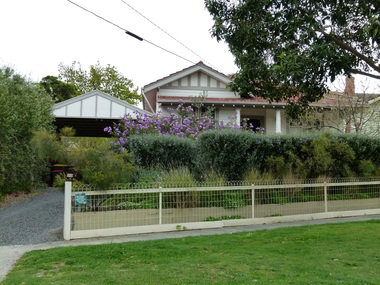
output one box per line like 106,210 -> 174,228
349,69 -> 380,80
322,32 -> 380,73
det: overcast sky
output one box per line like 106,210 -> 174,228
1,0 -> 379,94
0,0 -> 237,90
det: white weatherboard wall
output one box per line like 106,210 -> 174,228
218,108 -> 236,125
53,90 -> 150,119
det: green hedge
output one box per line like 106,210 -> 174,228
127,131 -> 380,181
128,134 -> 197,169
196,129 -> 256,181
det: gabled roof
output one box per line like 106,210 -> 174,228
53,90 -> 150,119
143,61 -> 232,92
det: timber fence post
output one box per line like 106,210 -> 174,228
63,181 -> 72,240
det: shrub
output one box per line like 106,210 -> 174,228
264,156 -> 291,179
33,130 -> 136,189
105,103 -> 236,145
300,133 -> 356,178
196,129 -> 257,181
67,138 -> 135,189
128,134 -> 197,170
0,67 -> 54,194
358,160 -> 377,177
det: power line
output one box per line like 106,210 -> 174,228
66,0 -> 196,65
120,0 -> 217,69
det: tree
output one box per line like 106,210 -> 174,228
205,0 -> 380,116
0,66 -> 54,194
58,61 -> 141,105
39,75 -> 80,103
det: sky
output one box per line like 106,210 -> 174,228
0,0 -> 238,90
1,0 -> 379,95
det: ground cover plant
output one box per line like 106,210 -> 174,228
3,220 -> 380,284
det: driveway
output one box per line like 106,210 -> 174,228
0,188 -> 64,246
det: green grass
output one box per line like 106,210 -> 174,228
3,220 -> 380,285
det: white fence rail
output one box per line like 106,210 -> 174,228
63,180 -> 380,240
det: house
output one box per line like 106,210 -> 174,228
53,90 -> 151,137
142,61 -> 347,134
352,91 -> 380,135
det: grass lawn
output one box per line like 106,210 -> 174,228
2,220 -> 380,285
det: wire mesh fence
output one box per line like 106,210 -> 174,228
64,178 -> 380,239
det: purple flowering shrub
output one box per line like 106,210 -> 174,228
104,104 -> 255,148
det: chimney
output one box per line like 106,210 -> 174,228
344,77 -> 355,96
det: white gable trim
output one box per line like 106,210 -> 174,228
53,90 -> 150,119
143,63 -> 232,92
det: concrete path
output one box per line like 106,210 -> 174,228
1,214 -> 380,283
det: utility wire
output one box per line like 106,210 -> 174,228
67,0 -> 196,65
120,0 -> 217,69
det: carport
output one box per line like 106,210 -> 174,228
52,90 -> 151,137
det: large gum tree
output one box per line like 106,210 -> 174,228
205,0 -> 380,116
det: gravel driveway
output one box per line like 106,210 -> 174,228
0,188 -> 64,246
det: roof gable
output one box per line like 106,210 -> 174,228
53,90 -> 150,119
143,62 -> 232,92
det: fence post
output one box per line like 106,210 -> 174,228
252,184 -> 255,219
324,182 -> 328,213
63,181 -> 72,240
159,187 -> 162,225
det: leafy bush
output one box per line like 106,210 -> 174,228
358,160 -> 377,177
0,67 -> 54,194
196,129 -> 258,181
65,138 -> 136,189
128,134 -> 197,170
33,130 -> 136,189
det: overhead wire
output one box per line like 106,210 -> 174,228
119,0 -> 217,69
66,0 -> 196,65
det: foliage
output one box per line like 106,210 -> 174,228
204,215 -> 244,221
39,75 -> 80,102
358,159 -> 377,177
105,103 -> 244,146
4,221 -> 380,284
243,169 -> 274,183
33,130 -> 136,189
223,190 -> 249,209
125,128 -> 380,181
69,138 -> 135,189
205,0 -> 380,117
300,133 -> 356,178
156,167 -> 197,208
128,134 -> 197,170
32,130 -> 68,165
196,129 -> 257,181
58,61 -> 141,105
0,66 -> 54,194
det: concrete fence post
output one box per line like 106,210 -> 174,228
63,181 -> 72,240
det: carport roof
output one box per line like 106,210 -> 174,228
53,90 -> 150,119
